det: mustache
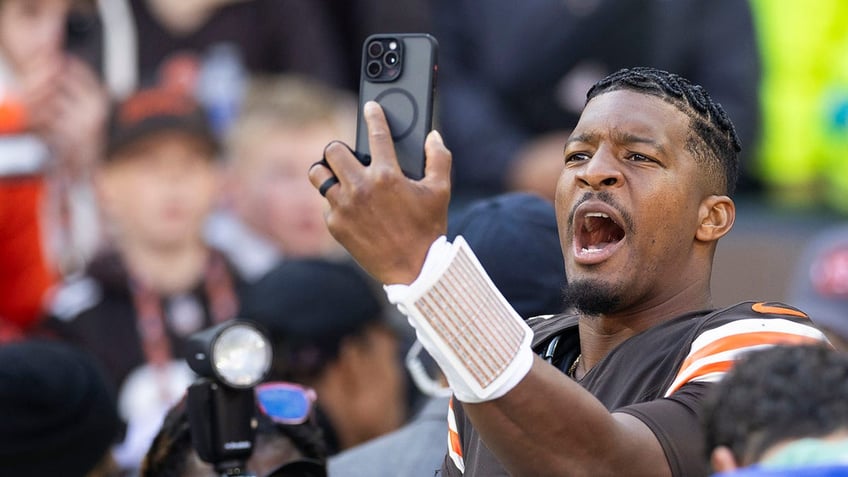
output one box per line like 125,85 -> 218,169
568,191 -> 634,233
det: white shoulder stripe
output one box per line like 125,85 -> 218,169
447,403 -> 465,473
687,318 -> 826,357
682,343 -> 774,373
684,371 -> 725,385
447,402 -> 459,433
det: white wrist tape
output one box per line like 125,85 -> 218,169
385,236 -> 533,403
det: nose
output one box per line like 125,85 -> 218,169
575,147 -> 624,190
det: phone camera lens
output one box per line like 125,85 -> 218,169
367,41 -> 384,58
383,51 -> 399,67
366,60 -> 383,78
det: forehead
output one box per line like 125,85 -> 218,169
107,131 -> 217,163
573,90 -> 691,147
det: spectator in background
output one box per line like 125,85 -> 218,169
0,0 -> 108,338
788,225 -> 848,351
329,192 -> 566,476
98,0 -> 348,135
206,76 -> 352,282
41,87 -> 241,472
142,391 -> 327,477
130,0 -> 346,84
240,258 -> 408,455
434,0 -> 761,202
703,345 -> 848,475
0,339 -> 121,477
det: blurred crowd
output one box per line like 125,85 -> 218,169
0,0 -> 847,476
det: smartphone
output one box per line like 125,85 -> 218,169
356,33 -> 438,180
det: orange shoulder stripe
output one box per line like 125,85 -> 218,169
449,428 -> 463,458
679,331 -> 823,372
666,360 -> 735,395
752,302 -> 808,318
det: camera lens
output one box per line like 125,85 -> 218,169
367,41 -> 384,58
383,51 -> 399,67
366,60 -> 382,78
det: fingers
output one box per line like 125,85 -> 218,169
363,101 -> 401,172
317,176 -> 340,198
308,159 -> 339,200
310,105 -> 454,203
309,142 -> 359,202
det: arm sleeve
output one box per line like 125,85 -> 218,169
616,382 -> 713,477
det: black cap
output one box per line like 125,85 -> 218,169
448,192 -> 566,318
239,259 -> 389,378
106,87 -> 219,159
0,340 -> 121,476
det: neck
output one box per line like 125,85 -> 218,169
575,282 -> 713,376
121,239 -> 210,295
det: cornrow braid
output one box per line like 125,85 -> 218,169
586,67 -> 741,196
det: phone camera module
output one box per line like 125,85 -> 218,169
364,37 -> 402,82
367,41 -> 384,58
383,51 -> 399,67
366,60 -> 383,78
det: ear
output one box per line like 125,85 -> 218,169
711,446 -> 740,473
696,195 -> 735,243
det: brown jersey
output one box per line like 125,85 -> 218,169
443,301 -> 828,476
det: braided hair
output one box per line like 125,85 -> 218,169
587,67 -> 741,196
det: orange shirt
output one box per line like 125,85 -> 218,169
0,176 -> 54,334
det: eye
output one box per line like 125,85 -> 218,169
626,153 -> 655,163
565,152 -> 591,164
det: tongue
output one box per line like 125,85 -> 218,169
582,219 -> 623,251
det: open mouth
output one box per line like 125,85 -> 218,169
579,212 -> 624,253
573,204 -> 626,263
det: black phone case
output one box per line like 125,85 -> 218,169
356,33 -> 438,180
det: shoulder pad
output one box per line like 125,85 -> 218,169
526,314 -> 556,325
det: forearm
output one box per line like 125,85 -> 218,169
387,238 -> 670,475
462,356 -> 670,477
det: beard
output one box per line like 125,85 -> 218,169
561,278 -> 622,316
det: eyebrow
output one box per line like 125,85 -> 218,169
565,130 -> 666,153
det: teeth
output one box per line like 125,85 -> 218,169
581,247 -> 604,254
585,212 -> 609,219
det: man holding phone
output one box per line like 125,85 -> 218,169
308,67 -> 827,475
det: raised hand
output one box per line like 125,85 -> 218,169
308,101 -> 452,285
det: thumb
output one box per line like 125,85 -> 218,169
424,130 -> 452,186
